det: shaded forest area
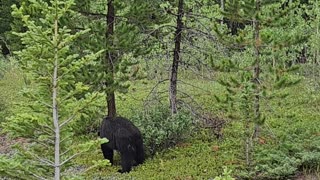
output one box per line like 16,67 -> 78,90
1,0 -> 320,179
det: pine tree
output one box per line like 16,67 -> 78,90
308,0 -> 320,64
71,0 -> 169,117
1,0 -> 105,179
214,0 -> 302,167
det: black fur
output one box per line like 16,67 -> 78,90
99,116 -> 145,173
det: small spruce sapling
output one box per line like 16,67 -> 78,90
1,0 -> 107,179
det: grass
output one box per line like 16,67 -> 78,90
0,60 -> 24,122
76,132 -> 243,179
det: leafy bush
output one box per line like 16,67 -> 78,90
213,167 -> 235,180
130,104 -> 193,155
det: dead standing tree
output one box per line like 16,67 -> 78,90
169,0 -> 184,114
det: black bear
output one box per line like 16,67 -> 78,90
99,116 -> 145,173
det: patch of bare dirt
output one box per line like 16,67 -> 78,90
0,134 -> 27,156
293,172 -> 320,180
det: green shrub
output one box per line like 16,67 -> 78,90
213,166 -> 235,180
130,104 -> 193,155
254,148 -> 301,178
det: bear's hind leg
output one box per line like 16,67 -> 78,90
134,143 -> 145,166
118,151 -> 134,173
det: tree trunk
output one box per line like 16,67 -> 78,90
316,0 -> 319,64
53,16 -> 60,180
106,0 -> 116,117
169,0 -> 184,114
220,0 -> 224,13
253,0 -> 261,139
220,0 -> 224,26
316,18 -> 319,64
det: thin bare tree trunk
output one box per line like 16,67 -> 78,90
106,0 -> 116,117
220,0 -> 224,26
169,0 -> 184,114
220,0 -> 224,12
53,13 -> 60,180
245,109 -> 252,166
253,0 -> 261,139
316,1 -> 319,64
245,136 -> 251,166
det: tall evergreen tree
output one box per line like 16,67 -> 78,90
71,0 -> 169,117
105,0 -> 116,117
214,0 -> 302,167
308,0 -> 320,64
1,0 -> 105,179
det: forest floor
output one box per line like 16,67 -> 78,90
72,75 -> 320,179
294,173 -> 319,180
0,134 -> 28,156
0,134 -> 9,154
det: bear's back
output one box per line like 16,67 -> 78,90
100,116 -> 142,139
